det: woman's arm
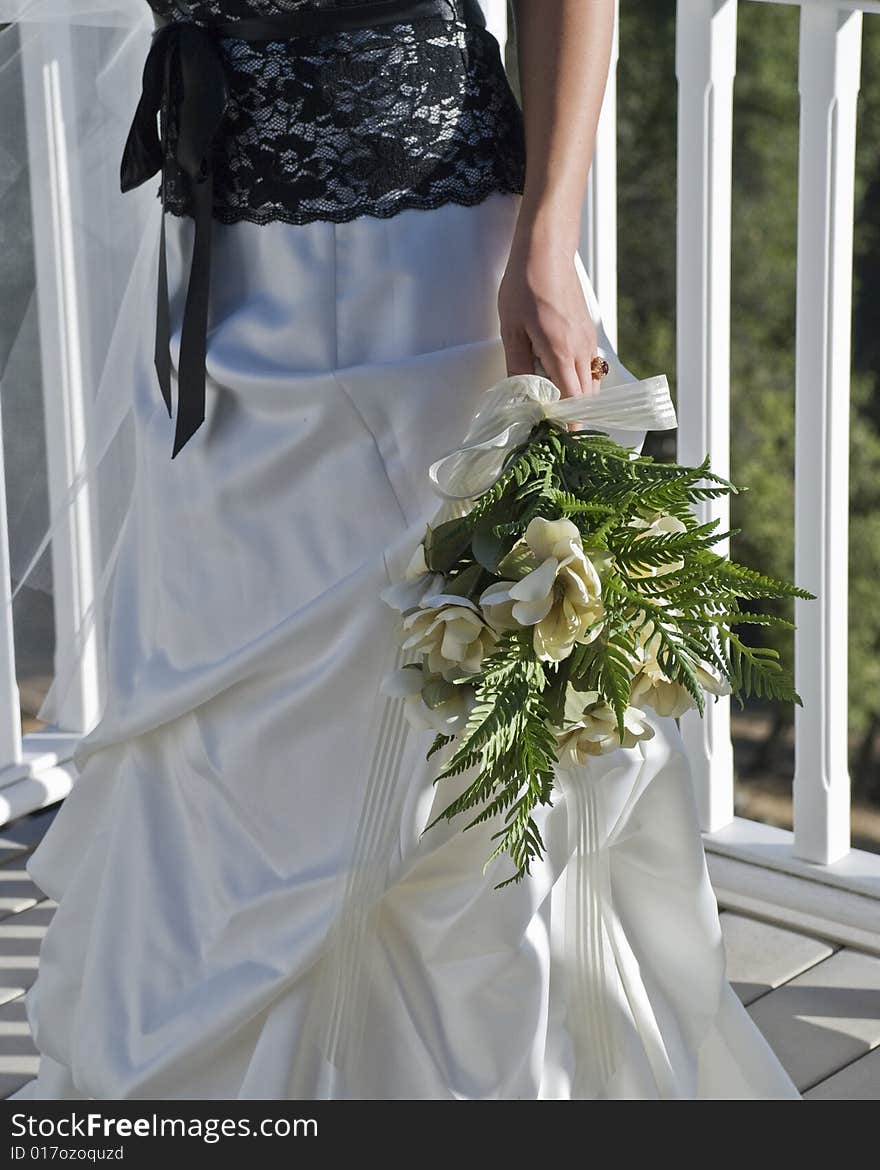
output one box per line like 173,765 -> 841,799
499,0 -> 615,399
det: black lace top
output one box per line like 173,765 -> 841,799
145,0 -> 526,226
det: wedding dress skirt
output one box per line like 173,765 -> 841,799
17,190 -> 799,1100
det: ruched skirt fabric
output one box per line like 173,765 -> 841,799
17,191 -> 799,1100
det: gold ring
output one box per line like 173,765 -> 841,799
590,356 -> 610,380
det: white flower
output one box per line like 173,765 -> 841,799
381,665 -> 476,734
400,592 -> 498,680
404,542 -> 430,581
695,663 -> 732,697
380,536 -> 446,615
554,687 -> 655,763
629,614 -> 732,718
627,511 -> 687,578
479,517 -> 605,663
630,668 -> 695,718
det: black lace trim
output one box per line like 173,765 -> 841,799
146,1 -> 527,227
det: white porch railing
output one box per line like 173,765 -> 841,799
1,0 -> 879,919
672,0 -> 880,906
0,18 -> 120,823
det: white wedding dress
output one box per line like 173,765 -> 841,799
16,188 -> 800,1100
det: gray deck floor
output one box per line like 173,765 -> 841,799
1,805 -> 879,1100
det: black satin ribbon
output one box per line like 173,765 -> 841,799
119,0 -> 487,459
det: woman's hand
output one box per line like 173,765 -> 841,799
498,229 -> 600,400
504,0 -> 617,410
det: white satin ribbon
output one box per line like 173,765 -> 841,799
428,373 -> 678,501
552,762 -> 619,1095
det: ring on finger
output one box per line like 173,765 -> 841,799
590,356 -> 610,381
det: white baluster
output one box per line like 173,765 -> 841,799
20,25 -> 101,737
793,3 -> 862,865
675,0 -> 737,832
478,0 -> 508,49
580,0 -> 619,350
0,403 -> 24,774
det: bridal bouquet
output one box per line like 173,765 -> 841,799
379,374 -> 814,887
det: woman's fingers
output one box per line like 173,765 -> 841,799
575,351 -> 600,398
561,352 -> 591,433
499,322 -> 600,434
502,324 -> 537,376
532,339 -> 583,400
529,343 -> 586,434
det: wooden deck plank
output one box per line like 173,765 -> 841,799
0,900 -> 53,1007
0,806 -> 58,857
0,863 -> 44,923
747,949 -> 880,1091
0,997 -> 38,1100
805,1048 -> 880,1100
720,911 -> 835,1005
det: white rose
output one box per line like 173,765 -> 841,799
479,517 -> 605,663
627,512 -> 687,578
381,665 -> 476,734
401,592 -> 498,680
554,687 -> 655,763
630,669 -> 695,718
403,541 -> 430,581
629,614 -> 732,717
379,529 -> 448,614
695,663 -> 732,697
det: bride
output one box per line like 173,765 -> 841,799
7,0 -> 799,1099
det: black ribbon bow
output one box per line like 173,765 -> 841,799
120,23 -> 230,459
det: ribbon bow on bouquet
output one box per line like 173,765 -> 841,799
427,372 -> 678,500
376,371 -> 812,889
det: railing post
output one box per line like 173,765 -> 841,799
20,23 -> 101,737
478,0 -> 508,49
793,2 -> 861,865
580,0 -> 619,350
0,403 -> 24,772
675,0 -> 737,832
0,19 -> 25,776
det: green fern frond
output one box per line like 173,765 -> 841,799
719,629 -> 804,706
426,732 -> 454,760
716,559 -> 816,601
